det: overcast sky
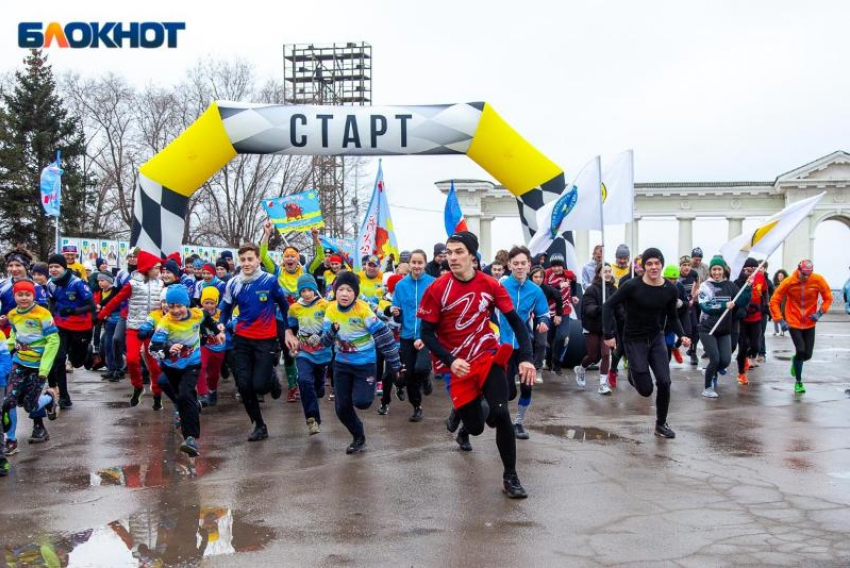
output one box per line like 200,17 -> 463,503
3,0 -> 849,285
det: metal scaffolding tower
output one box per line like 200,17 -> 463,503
283,42 -> 372,238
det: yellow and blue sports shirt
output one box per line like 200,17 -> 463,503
151,308 -> 217,369
288,297 -> 332,364
6,304 -> 60,376
322,299 -> 384,366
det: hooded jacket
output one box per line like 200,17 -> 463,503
391,272 -> 436,340
770,270 -> 833,329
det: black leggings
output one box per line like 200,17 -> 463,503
457,362 -> 517,477
789,327 -> 816,381
623,333 -> 672,426
737,320 -> 762,373
162,365 -> 200,439
48,328 -> 92,401
399,339 -> 427,408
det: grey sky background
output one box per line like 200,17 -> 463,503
3,0 -> 849,285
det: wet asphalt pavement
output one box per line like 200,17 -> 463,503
2,313 -> 850,567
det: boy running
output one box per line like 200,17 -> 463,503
150,286 -> 224,457
285,275 -> 332,435
418,232 -> 535,499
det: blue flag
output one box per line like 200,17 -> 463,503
444,180 -> 469,236
40,161 -> 62,217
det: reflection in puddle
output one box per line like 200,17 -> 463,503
782,457 -> 814,471
2,507 -> 274,567
63,455 -> 223,490
532,424 -> 637,443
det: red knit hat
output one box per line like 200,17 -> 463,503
12,279 -> 35,296
136,251 -> 162,274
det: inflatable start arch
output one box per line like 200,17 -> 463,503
131,101 -> 569,256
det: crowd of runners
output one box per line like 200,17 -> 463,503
0,222 -> 843,499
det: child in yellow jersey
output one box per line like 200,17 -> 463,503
198,286 -> 226,407
320,271 -> 400,455
284,275 -> 331,435
150,285 -> 223,457
3,280 -> 61,461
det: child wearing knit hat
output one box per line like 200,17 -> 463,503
284,274 -> 331,436
196,286 -> 226,408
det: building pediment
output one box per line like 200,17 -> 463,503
776,150 -> 850,185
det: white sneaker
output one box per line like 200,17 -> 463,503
535,369 -> 543,385
701,387 -> 719,399
598,383 -> 612,395
574,366 -> 586,388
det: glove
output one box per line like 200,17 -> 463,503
676,299 -> 683,309
808,309 -> 824,322
777,319 -> 789,332
59,307 -> 74,317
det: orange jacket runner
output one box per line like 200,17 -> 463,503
769,270 -> 833,329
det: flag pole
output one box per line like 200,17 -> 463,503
55,150 -> 61,254
708,256 -> 767,335
597,156 -> 606,304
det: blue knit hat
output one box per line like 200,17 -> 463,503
297,274 -> 319,295
165,284 -> 190,307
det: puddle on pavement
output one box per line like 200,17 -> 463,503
62,455 -> 224,490
2,506 -> 274,567
532,424 -> 638,444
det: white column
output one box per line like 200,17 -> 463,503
727,216 -> 743,241
480,216 -> 493,261
678,216 -> 694,258
574,229 -> 589,264
626,218 -> 640,255
783,215 -> 813,269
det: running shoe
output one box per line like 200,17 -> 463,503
553,365 -> 563,376
328,390 -> 335,401
598,382 -> 612,395
502,473 -> 528,499
58,398 -> 72,409
180,436 -> 200,457
0,457 -> 9,477
4,439 -> 19,456
346,437 -> 366,454
307,417 -> 320,435
46,396 -> 59,421
198,395 -> 209,408
514,424 -> 530,440
654,423 -> 676,439
701,387 -> 719,399
794,381 -> 806,394
208,391 -> 218,407
756,355 -> 766,364
248,424 -> 268,442
29,424 -> 49,444
375,381 -> 384,396
535,369 -> 543,385
737,373 -> 749,386
377,404 -> 389,416
396,386 -> 406,402
608,370 -> 618,389
672,348 -> 683,364
409,407 -> 424,422
456,430 -> 472,452
422,375 -> 434,396
286,387 -> 298,403
574,366 -> 586,387
152,396 -> 163,411
129,388 -> 144,407
689,352 -> 699,366
748,358 -> 759,369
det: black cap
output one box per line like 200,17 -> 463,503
47,253 -> 67,269
433,243 -> 447,256
641,247 -> 665,268
333,270 -> 360,297
446,231 -> 479,257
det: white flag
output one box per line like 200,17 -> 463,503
719,192 -> 825,279
601,150 -> 634,225
528,156 -> 602,256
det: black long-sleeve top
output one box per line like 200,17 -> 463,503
602,277 -> 685,341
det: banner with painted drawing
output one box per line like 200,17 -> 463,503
262,190 -> 324,234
